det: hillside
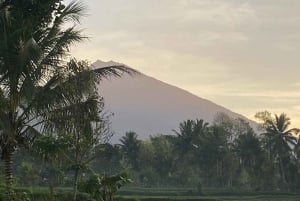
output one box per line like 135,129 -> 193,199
93,60 -> 257,143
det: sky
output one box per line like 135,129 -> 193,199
68,0 -> 300,127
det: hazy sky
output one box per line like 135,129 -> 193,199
69,0 -> 300,126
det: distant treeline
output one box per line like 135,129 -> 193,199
95,112 -> 300,192
7,112 -> 300,193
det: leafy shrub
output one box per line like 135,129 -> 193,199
0,190 -> 31,201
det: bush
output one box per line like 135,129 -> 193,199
0,190 -> 31,201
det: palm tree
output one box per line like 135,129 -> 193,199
172,119 -> 209,184
235,132 -> 262,173
294,137 -> 300,160
173,119 -> 209,154
38,60 -> 104,201
173,120 -> 194,153
119,131 -> 141,170
0,1 -> 138,190
0,0 -> 87,189
263,113 -> 299,187
32,134 -> 68,200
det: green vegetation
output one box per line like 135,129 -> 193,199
100,112 -> 300,193
3,111 -> 299,200
0,0 -> 300,201
0,0 -> 136,200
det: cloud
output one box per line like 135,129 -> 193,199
69,0 -> 300,126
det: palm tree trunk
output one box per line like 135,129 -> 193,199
279,157 -> 288,190
73,168 -> 80,201
48,163 -> 56,201
4,150 -> 14,189
49,181 -> 55,201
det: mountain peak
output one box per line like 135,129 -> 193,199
93,60 -> 257,143
92,60 -> 125,69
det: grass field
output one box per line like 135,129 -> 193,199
116,195 -> 300,201
4,186 -> 300,201
115,187 -> 300,201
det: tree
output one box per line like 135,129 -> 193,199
199,125 -> 229,187
119,131 -> 141,171
32,134 -> 68,200
92,143 -> 123,175
173,119 -> 209,155
99,170 -> 132,201
212,113 -> 236,145
294,137 -> 300,164
255,111 -> 272,130
40,59 -> 136,201
0,0 -> 138,191
172,119 -> 209,186
149,135 -> 174,183
234,132 -> 264,189
235,132 -> 261,170
18,161 -> 39,187
80,170 -> 132,201
0,0 -> 86,189
41,59 -> 102,201
262,113 -> 299,188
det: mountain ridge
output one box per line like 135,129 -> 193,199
93,60 -> 257,143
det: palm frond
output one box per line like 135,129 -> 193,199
43,94 -> 101,134
17,125 -> 42,148
0,111 -> 14,138
56,1 -> 86,23
39,27 -> 85,67
92,65 -> 140,81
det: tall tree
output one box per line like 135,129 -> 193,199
32,134 -> 68,200
0,0 -> 138,191
0,0 -> 87,189
262,113 -> 299,188
119,131 -> 141,171
173,119 -> 209,155
172,119 -> 209,185
150,135 -> 174,180
43,60 -> 115,201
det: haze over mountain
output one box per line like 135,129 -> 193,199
93,60 -> 257,143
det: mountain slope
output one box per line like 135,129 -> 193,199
93,60 -> 257,143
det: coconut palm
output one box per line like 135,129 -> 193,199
119,131 -> 141,170
235,132 -> 262,171
173,119 -> 209,154
0,0 -> 138,189
172,119 -> 209,179
33,59 -> 136,201
263,113 -> 299,187
0,0 -> 87,188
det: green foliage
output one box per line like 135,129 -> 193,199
120,132 -> 141,171
238,169 -> 250,189
0,187 -> 31,201
0,0 -> 87,189
18,162 -> 39,186
79,174 -> 102,201
92,144 -> 123,175
100,170 -> 133,201
80,170 -> 133,201
1,111 -> 300,195
112,113 -> 300,192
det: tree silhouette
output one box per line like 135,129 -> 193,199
119,131 -> 141,170
263,113 -> 299,188
0,1 -> 138,190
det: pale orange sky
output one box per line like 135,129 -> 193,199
68,0 -> 300,127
